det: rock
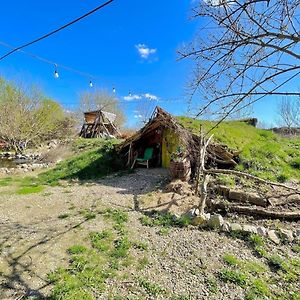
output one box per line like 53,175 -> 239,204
268,230 -> 280,244
192,214 -> 209,226
187,208 -> 200,218
230,223 -> 242,231
279,229 -> 294,242
294,229 -> 300,238
221,222 -> 231,232
242,224 -> 257,234
257,226 -> 268,237
208,214 -> 224,229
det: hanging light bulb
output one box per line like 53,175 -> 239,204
112,87 -> 116,93
54,64 -> 59,78
89,80 -> 93,88
129,91 -> 132,97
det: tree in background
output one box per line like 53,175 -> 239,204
181,0 -> 300,129
0,78 -> 71,153
277,97 -> 300,129
79,89 -> 125,128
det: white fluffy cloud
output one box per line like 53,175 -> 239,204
135,44 -> 157,59
124,94 -> 142,101
143,93 -> 158,101
124,93 -> 159,101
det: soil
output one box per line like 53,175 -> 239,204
0,168 -> 299,299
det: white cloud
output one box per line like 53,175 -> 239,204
143,93 -> 159,101
124,94 -> 142,101
124,93 -> 159,101
135,44 -> 157,59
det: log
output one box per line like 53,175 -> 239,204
215,203 -> 300,220
205,168 -> 300,193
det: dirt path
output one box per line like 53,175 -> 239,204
0,169 -> 299,299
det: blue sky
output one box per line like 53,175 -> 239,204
0,0 -> 279,127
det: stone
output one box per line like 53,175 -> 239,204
187,208 -> 200,218
221,222 -> 231,232
208,214 -> 224,229
230,223 -> 242,232
257,226 -> 268,237
191,214 -> 209,226
242,224 -> 257,234
279,229 -> 294,242
268,230 -> 280,244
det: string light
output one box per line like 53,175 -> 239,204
112,87 -> 116,93
129,91 -> 132,97
89,80 -> 93,88
54,64 -> 59,78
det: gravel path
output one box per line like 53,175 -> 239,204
0,169 -> 298,299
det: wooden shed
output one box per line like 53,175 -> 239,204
79,110 -> 120,138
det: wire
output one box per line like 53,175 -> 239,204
0,40 -> 100,80
0,0 -> 114,62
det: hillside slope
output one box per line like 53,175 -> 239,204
178,117 -> 300,182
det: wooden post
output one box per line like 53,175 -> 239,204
195,125 -> 214,215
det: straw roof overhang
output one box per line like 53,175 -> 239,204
117,106 -> 195,151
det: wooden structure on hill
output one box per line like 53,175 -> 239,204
79,110 -> 120,138
117,107 -> 239,178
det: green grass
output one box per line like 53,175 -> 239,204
67,245 -> 87,254
137,277 -> 165,296
57,213 -> 69,219
140,212 -> 191,228
223,254 -> 239,266
178,117 -> 300,182
49,210 -> 132,299
0,177 -> 13,187
37,139 -> 123,185
218,268 -> 247,287
16,185 -> 44,195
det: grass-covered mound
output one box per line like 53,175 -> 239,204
38,138 -> 123,185
178,117 -> 300,182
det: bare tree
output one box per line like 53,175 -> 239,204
79,89 -> 125,128
0,78 -> 67,153
277,97 -> 300,128
180,0 -> 300,130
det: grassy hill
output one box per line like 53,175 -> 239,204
178,117 -> 300,182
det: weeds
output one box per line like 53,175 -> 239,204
218,268 -> 247,287
57,213 -> 69,219
140,212 -> 191,229
137,277 -> 165,296
16,185 -> 44,195
223,254 -> 239,266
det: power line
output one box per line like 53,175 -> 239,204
0,0 -> 114,62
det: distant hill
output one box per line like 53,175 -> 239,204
178,117 -> 300,183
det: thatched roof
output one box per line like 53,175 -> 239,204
117,106 -> 240,168
117,106 -> 194,150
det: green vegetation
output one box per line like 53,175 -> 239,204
140,212 -> 192,228
218,268 -> 247,287
219,236 -> 300,299
223,254 -> 239,266
178,117 -> 300,181
57,213 -> 69,219
0,177 -> 13,187
16,185 -> 44,195
38,139 -> 122,185
137,277 -> 165,296
48,209 -> 133,299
